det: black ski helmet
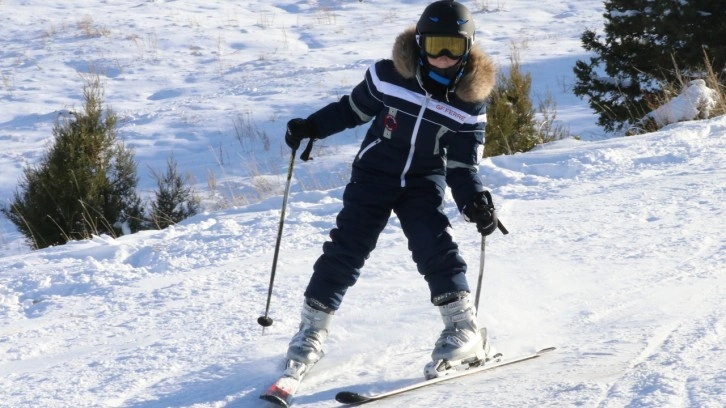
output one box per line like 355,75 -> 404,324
416,1 -> 475,49
415,1 -> 476,96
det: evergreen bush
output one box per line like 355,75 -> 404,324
3,74 -> 143,249
148,156 -> 201,229
485,52 -> 537,157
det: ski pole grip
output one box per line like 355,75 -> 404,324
300,138 -> 315,161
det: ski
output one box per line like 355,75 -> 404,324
260,360 -> 312,407
335,347 -> 556,405
260,375 -> 300,407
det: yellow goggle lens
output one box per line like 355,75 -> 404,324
423,36 -> 468,58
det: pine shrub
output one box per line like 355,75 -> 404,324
3,75 -> 143,249
148,156 -> 201,229
485,53 -> 537,157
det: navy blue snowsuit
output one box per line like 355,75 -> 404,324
303,28 -> 495,311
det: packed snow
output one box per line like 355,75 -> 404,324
1,1 -> 724,407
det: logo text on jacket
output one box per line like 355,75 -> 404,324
434,104 -> 467,122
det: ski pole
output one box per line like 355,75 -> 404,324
474,235 -> 486,316
258,139 -> 315,329
474,219 -> 508,316
257,150 -> 297,329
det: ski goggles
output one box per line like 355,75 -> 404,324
419,35 -> 469,59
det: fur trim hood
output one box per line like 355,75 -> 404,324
392,27 -> 496,103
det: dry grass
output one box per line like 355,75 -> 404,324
535,91 -> 573,143
78,15 -> 111,38
702,49 -> 726,117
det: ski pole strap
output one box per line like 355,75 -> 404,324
497,220 -> 509,235
300,138 -> 315,161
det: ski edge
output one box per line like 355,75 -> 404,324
335,346 -> 556,405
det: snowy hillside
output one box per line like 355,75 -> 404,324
1,1 -> 724,407
2,116 -> 724,407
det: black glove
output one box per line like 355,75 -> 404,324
464,191 -> 498,236
285,118 -> 316,150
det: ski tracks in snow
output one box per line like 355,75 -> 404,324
595,308 -> 725,408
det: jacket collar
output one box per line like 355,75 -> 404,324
391,27 -> 496,104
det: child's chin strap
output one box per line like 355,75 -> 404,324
428,69 -> 452,86
418,53 -> 470,101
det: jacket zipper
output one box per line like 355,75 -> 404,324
357,138 -> 381,160
400,94 -> 430,187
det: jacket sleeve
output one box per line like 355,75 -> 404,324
307,63 -> 385,138
445,104 -> 487,212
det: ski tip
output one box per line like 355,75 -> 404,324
537,346 -> 557,354
260,394 -> 290,407
335,391 -> 370,404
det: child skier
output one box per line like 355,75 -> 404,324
282,0 -> 498,380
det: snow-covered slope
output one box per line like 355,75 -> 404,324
1,1 -> 724,407
2,117 -> 724,407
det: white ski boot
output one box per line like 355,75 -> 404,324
285,298 -> 334,378
424,292 -> 490,379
